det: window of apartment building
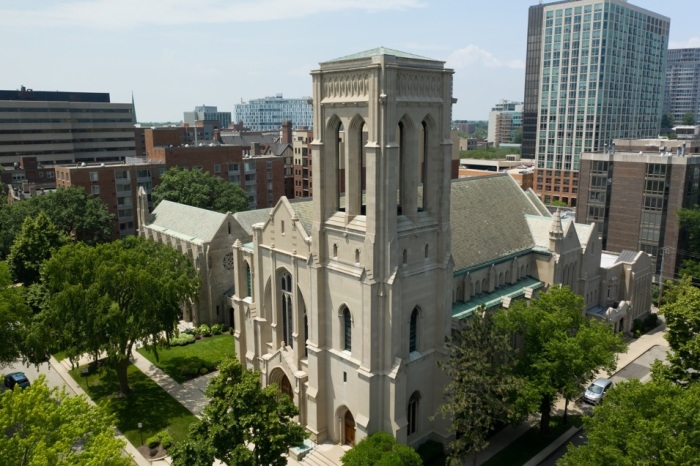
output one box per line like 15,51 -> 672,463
137,169 -> 151,178
91,185 -> 100,195
115,170 -> 129,180
245,174 -> 256,182
266,161 -> 272,169
245,162 -> 256,171
116,183 -> 131,193
214,164 -> 221,173
47,171 -> 54,179
267,172 -> 272,180
89,171 -> 99,182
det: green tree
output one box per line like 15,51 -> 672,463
36,236 -> 199,394
0,375 -> 131,465
512,127 -> 523,144
170,356 -> 307,466
341,432 -> 422,466
0,261 -> 31,367
559,379 -> 700,466
496,286 -> 626,434
152,167 -> 249,214
0,186 -> 112,259
6,212 -> 69,285
682,112 -> 697,126
661,112 -> 675,129
439,309 -> 522,466
652,278 -> 700,385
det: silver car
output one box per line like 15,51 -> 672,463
584,378 -> 613,404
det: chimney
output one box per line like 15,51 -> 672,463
281,120 -> 293,144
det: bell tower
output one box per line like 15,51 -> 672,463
306,48 -> 454,445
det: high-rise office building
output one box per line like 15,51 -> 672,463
665,48 -> 700,126
522,0 -> 670,206
183,105 -> 232,130
487,99 -> 523,146
234,94 -> 313,131
0,87 -> 136,168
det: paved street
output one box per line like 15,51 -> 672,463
1,358 -> 72,394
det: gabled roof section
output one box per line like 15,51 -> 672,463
450,174 -> 543,272
326,47 -> 434,63
615,250 -> 641,264
524,189 -> 551,216
148,201 -> 228,244
233,209 -> 273,237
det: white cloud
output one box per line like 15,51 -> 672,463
669,37 -> 700,49
446,45 -> 524,70
0,0 -> 425,30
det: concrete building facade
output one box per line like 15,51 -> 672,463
0,87 -> 136,168
522,0 -> 670,206
184,105 -> 232,130
234,94 -> 313,131
665,48 -> 700,126
487,99 -> 523,146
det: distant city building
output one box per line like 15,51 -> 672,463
522,0 -> 670,207
452,120 -> 476,134
234,94 -> 313,131
665,48 -> 700,126
184,105 -> 232,130
0,87 -> 136,168
487,100 -> 523,146
576,137 -> 700,279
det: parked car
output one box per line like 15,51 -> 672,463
583,378 -> 613,404
3,372 -> 31,390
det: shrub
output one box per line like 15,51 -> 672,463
229,326 -> 234,335
180,363 -> 199,379
183,327 -> 194,335
158,430 -> 173,450
211,323 -> 223,335
170,334 -> 195,346
199,324 -> 211,337
221,324 -> 229,333
199,367 -> 209,375
146,434 -> 160,449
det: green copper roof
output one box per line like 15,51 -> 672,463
451,277 -> 544,320
327,47 -> 434,63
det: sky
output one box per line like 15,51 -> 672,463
1,0 -> 698,123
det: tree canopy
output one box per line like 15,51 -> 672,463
496,286 -> 626,434
170,356 -> 307,466
652,278 -> 700,385
341,432 -> 422,466
559,379 -> 700,466
0,186 -> 112,259
440,309 -> 522,466
0,375 -> 130,466
151,167 -> 249,214
0,261 -> 31,368
682,112 -> 697,126
35,236 -> 199,394
6,211 -> 69,285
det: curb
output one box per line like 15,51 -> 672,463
523,426 -> 581,466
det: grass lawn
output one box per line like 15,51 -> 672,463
69,362 -> 197,446
138,333 -> 236,383
482,415 -> 583,466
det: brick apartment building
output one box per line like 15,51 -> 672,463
576,137 -> 700,279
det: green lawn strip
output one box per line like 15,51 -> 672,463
482,415 -> 583,466
52,350 -> 68,362
137,334 -> 236,383
69,362 -> 197,446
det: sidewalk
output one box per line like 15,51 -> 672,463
48,355 -> 151,466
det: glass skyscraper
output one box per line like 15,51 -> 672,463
522,0 -> 669,206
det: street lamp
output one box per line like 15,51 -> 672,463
138,422 -> 143,446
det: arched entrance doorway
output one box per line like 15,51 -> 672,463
280,374 -> 293,399
343,410 -> 356,446
269,368 -> 293,400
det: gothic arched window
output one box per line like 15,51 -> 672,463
409,308 -> 419,353
281,271 -> 293,348
343,307 -> 352,352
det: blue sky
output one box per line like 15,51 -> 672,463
1,0 -> 697,122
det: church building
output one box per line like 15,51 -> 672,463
139,47 -> 652,449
